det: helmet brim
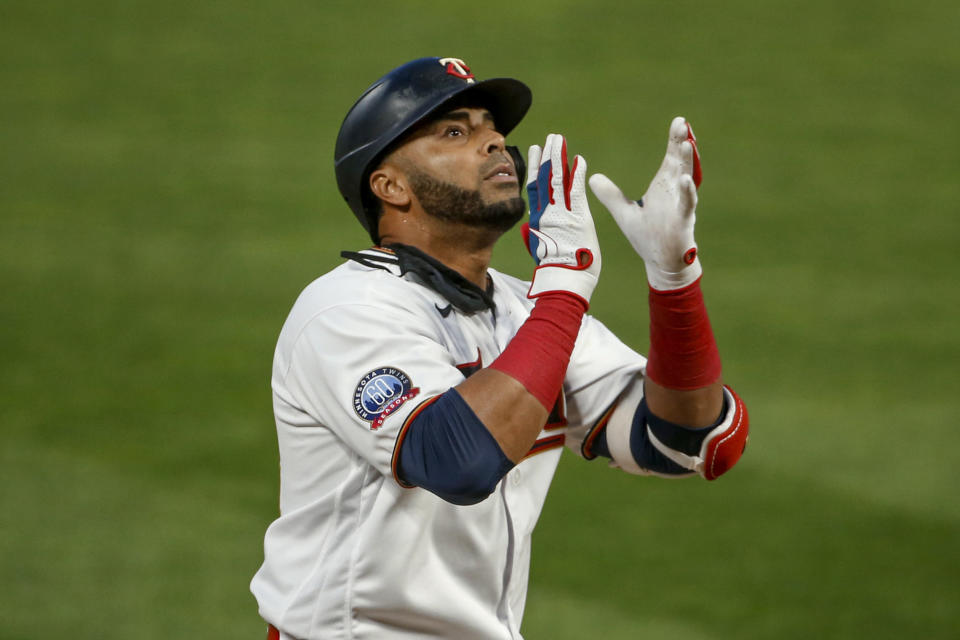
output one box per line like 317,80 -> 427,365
426,77 -> 532,137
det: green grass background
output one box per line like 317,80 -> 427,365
2,0 -> 957,637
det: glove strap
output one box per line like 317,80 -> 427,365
645,256 -> 702,291
526,256 -> 596,308
490,293 -> 586,410
645,276 -> 721,390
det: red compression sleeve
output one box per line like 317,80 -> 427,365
490,293 -> 586,410
645,277 -> 722,390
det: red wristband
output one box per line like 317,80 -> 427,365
490,293 -> 586,410
645,277 -> 722,390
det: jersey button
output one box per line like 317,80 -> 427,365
511,470 -> 522,486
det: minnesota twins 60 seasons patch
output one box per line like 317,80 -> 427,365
353,367 -> 420,429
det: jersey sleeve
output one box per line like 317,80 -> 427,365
560,314 -> 647,458
274,299 -> 469,481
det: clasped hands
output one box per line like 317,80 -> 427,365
523,117 -> 704,299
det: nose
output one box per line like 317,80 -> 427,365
482,130 -> 506,155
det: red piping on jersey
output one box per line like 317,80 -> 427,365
543,391 -> 568,431
523,434 -> 566,460
581,400 -> 618,460
391,395 -> 443,488
455,349 -> 483,377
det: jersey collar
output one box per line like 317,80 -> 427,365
340,244 -> 496,315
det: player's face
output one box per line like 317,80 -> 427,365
392,107 -> 525,231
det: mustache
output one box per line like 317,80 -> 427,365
479,153 -> 516,178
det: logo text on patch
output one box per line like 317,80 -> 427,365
353,367 -> 420,430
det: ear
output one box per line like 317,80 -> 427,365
369,164 -> 412,209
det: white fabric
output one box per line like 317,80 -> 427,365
250,249 -> 647,640
589,116 -> 703,291
603,380 -> 695,480
600,376 -> 648,475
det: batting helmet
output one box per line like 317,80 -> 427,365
334,57 -> 532,242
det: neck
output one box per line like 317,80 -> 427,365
379,218 -> 501,289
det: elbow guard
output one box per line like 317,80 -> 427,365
397,389 -> 514,505
599,384 -> 749,480
646,386 -> 749,480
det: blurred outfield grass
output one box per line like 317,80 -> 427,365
1,0 -> 958,638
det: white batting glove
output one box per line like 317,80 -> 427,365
523,133 -> 601,306
588,116 -> 703,291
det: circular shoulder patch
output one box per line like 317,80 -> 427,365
353,367 -> 419,429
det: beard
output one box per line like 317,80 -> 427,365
407,169 -> 525,233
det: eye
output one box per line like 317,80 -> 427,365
444,125 -> 466,137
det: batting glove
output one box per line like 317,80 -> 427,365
588,117 -> 703,291
523,134 -> 601,306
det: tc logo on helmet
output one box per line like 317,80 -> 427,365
439,57 -> 475,84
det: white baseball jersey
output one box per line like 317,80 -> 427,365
251,248 -> 650,639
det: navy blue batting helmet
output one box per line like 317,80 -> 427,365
334,57 -> 532,242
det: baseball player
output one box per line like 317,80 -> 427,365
251,56 -> 749,640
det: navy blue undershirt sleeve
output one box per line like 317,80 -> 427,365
397,389 -> 515,505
